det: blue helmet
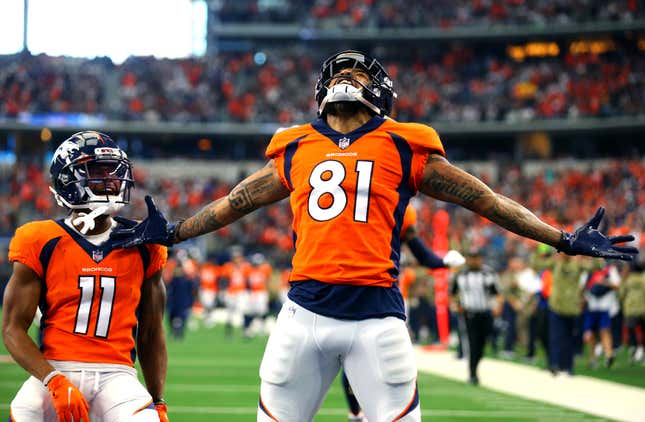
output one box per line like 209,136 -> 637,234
315,50 -> 397,117
49,131 -> 133,214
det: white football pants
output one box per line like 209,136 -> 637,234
10,367 -> 159,422
258,299 -> 420,422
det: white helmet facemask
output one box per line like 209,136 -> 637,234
318,79 -> 382,116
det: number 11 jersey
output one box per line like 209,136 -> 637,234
8,220 -> 167,366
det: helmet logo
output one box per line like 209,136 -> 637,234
55,141 -> 80,161
338,137 -> 351,150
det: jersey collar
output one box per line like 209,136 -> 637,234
55,218 -> 119,263
312,115 -> 386,149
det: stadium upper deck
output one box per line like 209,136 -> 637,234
213,0 -> 643,27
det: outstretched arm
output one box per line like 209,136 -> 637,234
420,155 -> 562,245
419,154 -> 637,260
111,160 -> 291,248
175,160 -> 290,242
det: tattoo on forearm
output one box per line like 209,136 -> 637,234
180,198 -> 226,239
425,170 -> 485,206
228,173 -> 275,213
229,186 -> 255,213
487,195 -> 548,242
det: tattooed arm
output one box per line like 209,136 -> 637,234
176,160 -> 290,242
419,154 -> 562,247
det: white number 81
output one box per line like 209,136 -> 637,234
307,160 -> 374,222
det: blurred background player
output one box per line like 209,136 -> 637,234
583,262 -> 621,368
166,250 -> 199,340
2,131 -> 169,421
244,253 -> 272,337
497,256 -> 525,358
621,260 -> 645,364
219,245 -> 251,338
526,244 -> 554,364
198,255 -> 220,328
547,253 -> 601,376
109,50 -> 638,422
450,248 -> 503,385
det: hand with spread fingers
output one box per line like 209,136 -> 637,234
47,374 -> 90,422
556,207 -> 639,261
110,195 -> 177,248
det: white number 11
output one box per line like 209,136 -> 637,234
74,276 -> 116,338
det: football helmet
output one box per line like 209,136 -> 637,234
315,50 -> 397,117
50,131 -> 133,216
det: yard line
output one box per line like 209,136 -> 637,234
0,404 -> 608,420
168,358 -> 259,367
164,384 -> 258,393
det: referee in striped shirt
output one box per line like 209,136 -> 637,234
450,248 -> 503,385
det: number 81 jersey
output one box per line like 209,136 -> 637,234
266,115 -> 444,287
8,220 -> 167,366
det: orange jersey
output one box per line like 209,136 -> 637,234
200,262 -> 219,292
9,220 -> 167,367
399,267 -> 416,300
267,116 -> 444,287
221,260 -> 251,294
248,263 -> 272,292
401,204 -> 418,235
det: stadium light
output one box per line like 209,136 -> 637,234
25,0 -> 206,63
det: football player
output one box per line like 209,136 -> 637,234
110,50 -> 638,421
2,131 -> 169,422
244,253 -> 272,337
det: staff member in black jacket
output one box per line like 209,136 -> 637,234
451,248 -> 503,385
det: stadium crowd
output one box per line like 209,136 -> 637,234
0,43 -> 643,124
212,0 -> 643,27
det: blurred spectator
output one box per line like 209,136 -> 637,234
583,264 -> 621,368
620,262 -> 645,364
547,255 -> 600,376
166,250 -> 199,340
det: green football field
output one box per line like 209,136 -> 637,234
0,317 -> 626,422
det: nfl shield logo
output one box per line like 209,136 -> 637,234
338,137 -> 350,150
92,250 -> 103,263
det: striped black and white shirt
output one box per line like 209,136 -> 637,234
451,265 -> 500,312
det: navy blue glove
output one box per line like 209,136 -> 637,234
110,195 -> 179,248
556,207 -> 638,261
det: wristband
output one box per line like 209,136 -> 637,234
154,398 -> 167,405
42,370 -> 62,387
173,220 -> 185,244
555,230 -> 570,253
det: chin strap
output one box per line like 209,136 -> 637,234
72,205 -> 110,234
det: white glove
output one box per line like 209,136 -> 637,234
443,250 -> 466,267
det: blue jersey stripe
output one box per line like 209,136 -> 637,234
288,280 -> 406,321
283,135 -> 307,190
387,132 -> 414,279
